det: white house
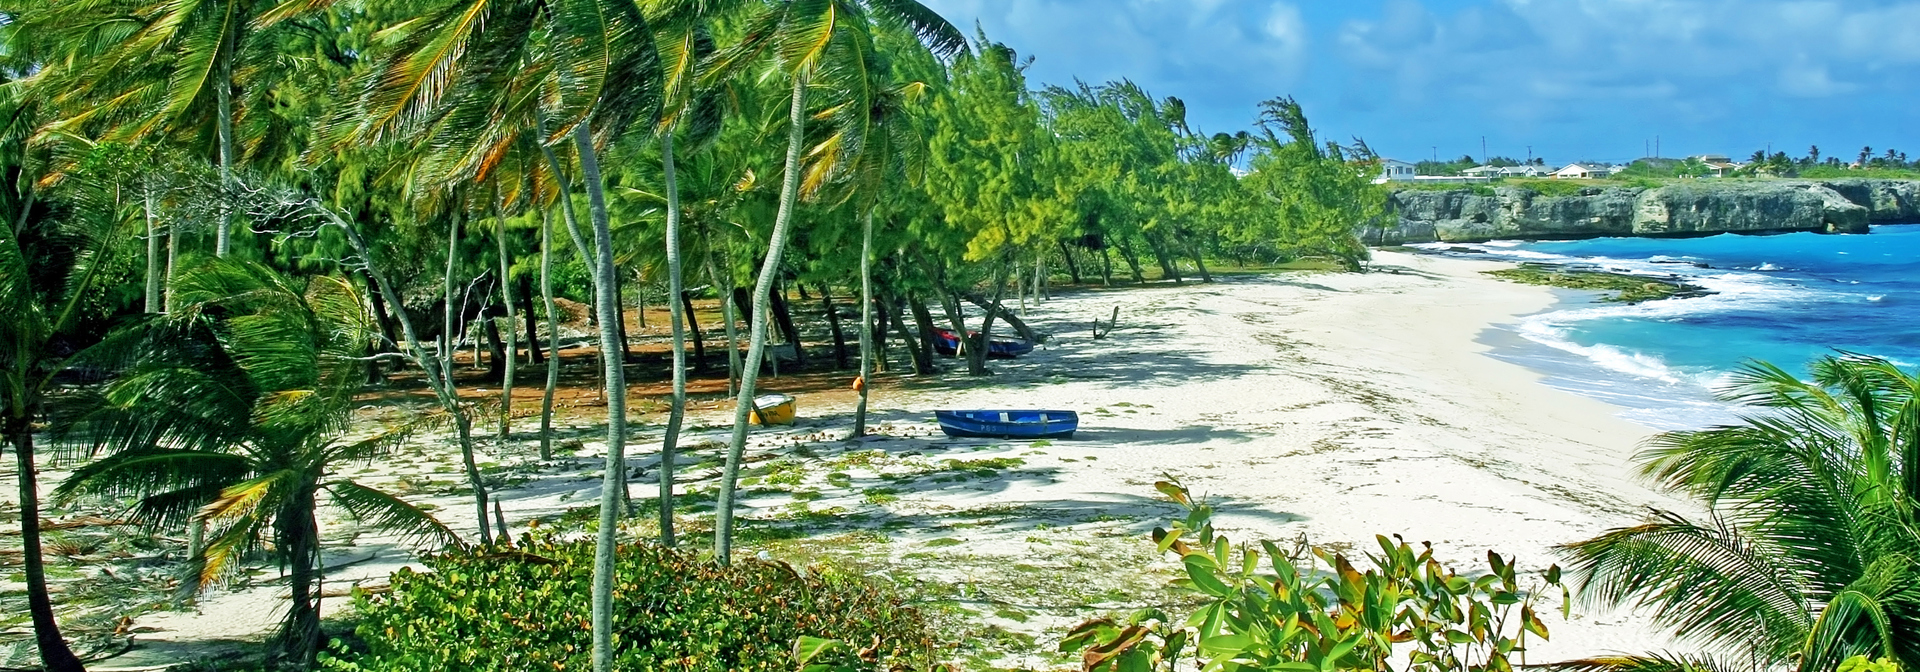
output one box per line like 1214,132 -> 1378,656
1498,165 -> 1550,178
1374,159 -> 1418,184
1460,165 -> 1504,178
1553,163 -> 1613,179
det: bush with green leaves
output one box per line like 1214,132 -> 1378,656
322,540 -> 936,671
1062,480 -> 1565,672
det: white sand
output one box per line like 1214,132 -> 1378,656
15,250 -> 1692,667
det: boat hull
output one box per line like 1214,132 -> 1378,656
932,329 -> 1035,359
935,410 -> 1077,440
750,394 -> 797,426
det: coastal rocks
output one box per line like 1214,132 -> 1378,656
1376,178 -> 1911,244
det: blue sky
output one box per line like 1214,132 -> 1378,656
918,0 -> 1920,166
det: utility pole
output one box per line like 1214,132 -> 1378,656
1482,136 -> 1488,165
1432,146 -> 1437,163
1656,135 -> 1661,159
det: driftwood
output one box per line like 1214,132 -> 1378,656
1093,306 -> 1120,340
0,515 -> 134,536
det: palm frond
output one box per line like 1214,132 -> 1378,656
324,480 -> 467,550
1534,652 -> 1753,672
1558,509 -> 1812,661
53,447 -> 252,508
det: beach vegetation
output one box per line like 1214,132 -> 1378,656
1557,353 -> 1920,672
1062,480 -> 1566,672
325,539 -> 936,672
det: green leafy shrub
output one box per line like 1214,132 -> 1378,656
1062,480 -> 1565,672
323,541 -> 935,671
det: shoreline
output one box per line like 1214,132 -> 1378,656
8,251 -> 1691,668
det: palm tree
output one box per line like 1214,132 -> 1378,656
16,0 -> 344,257
351,1 -> 663,669
647,6 -> 728,548
56,259 -> 463,668
1557,353 -> 1920,672
0,96 -> 100,672
804,38 -> 930,437
706,0 -> 965,565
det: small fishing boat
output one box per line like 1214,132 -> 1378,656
931,328 -> 1036,359
935,410 -> 1078,440
749,393 -> 797,426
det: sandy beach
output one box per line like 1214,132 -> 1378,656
9,250 -> 1693,669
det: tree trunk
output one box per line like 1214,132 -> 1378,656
165,217 -> 179,311
1147,231 -> 1181,282
274,485 -> 323,668
822,285 -> 848,371
1035,253 -> 1048,301
1117,239 -> 1145,283
871,295 -> 891,375
731,286 -> 754,325
326,210 -> 484,546
539,202 -> 560,462
613,267 -> 633,363
1057,240 -> 1082,285
1099,245 -> 1114,286
769,284 -> 803,369
908,297 -> 938,374
576,123 -> 628,672
680,290 -> 706,371
705,239 -> 742,397
10,423 -> 87,672
494,195 -> 518,449
966,257 -> 1013,376
716,73 -> 807,563
214,41 -> 235,258
963,293 -> 1038,343
144,187 -> 162,313
1187,236 -> 1213,283
521,276 -> 543,364
443,210 -> 493,544
658,130 -> 687,547
484,316 -> 508,380
853,209 -> 875,435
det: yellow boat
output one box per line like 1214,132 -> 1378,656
749,393 -> 797,426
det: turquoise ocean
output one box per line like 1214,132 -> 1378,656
1418,225 -> 1920,430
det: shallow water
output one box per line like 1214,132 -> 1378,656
1420,224 -> 1920,429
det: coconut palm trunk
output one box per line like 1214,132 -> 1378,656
144,186 -> 162,313
658,130 -> 687,546
853,207 -> 876,436
214,41 -> 235,257
494,196 -> 518,453
9,422 -> 87,672
275,481 -> 323,667
539,200 -> 560,461
574,122 -> 629,672
442,210 -> 492,544
714,73 -> 808,563
703,235 -> 742,396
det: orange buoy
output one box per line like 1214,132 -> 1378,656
851,376 -> 865,391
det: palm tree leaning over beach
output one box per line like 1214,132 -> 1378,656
56,259 -> 463,669
1557,353 -> 1920,672
0,91 -> 98,672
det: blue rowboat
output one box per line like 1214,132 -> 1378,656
935,410 -> 1078,440
932,328 -> 1036,359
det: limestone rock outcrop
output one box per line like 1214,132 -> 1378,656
1372,179 -> 1916,244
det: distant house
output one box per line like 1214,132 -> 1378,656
1460,165 -> 1504,178
1553,163 -> 1613,179
1688,154 -> 1741,178
1497,165 -> 1549,178
1374,159 -> 1418,184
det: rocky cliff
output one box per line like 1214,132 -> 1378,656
1374,178 -> 1920,244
